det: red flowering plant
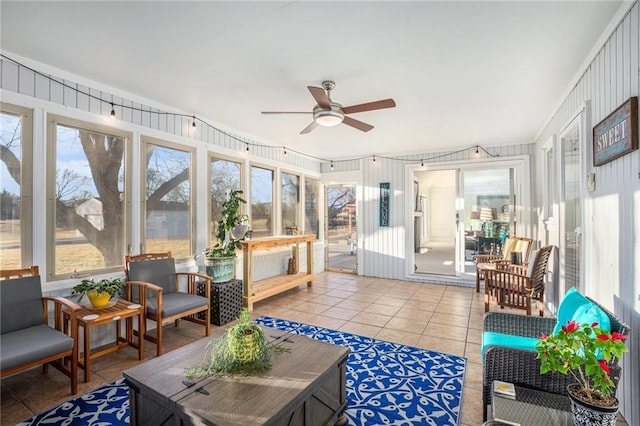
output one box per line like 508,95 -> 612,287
535,320 -> 627,406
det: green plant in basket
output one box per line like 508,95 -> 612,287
185,309 -> 289,378
535,319 -> 627,407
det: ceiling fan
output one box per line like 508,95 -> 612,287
261,81 -> 396,134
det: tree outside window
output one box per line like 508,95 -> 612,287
50,120 -> 129,276
0,106 -> 32,269
143,140 -> 192,259
210,157 -> 242,246
281,172 -> 300,232
250,166 -> 273,237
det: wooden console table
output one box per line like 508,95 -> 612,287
241,234 -> 316,311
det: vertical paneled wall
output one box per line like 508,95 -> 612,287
0,55 -> 321,173
534,3 -> 639,423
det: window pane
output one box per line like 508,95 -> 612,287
144,143 -> 192,259
54,124 -> 127,275
304,177 -> 320,238
282,172 -> 300,231
0,111 -> 23,269
250,166 -> 273,237
210,157 -> 241,246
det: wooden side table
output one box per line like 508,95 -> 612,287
67,299 -> 144,382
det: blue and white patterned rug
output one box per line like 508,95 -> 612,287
18,316 -> 466,425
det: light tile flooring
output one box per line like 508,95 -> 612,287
0,272 -> 549,425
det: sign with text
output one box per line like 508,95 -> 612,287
593,97 -> 638,166
379,182 -> 390,227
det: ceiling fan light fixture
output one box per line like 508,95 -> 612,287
313,105 -> 344,127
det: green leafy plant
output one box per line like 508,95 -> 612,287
204,190 -> 248,259
536,320 -> 627,406
185,309 -> 289,378
71,277 -> 126,301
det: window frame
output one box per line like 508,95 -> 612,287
0,103 -> 33,269
249,162 -> 275,237
280,169 -> 301,234
303,175 -> 321,238
208,153 -> 244,247
141,136 -> 195,261
46,114 -> 132,280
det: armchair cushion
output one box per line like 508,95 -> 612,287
552,288 -> 611,334
1,324 -> 74,371
481,331 -> 538,356
127,257 -> 177,294
1,276 -> 45,334
146,292 -> 209,318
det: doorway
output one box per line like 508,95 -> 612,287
413,170 -> 457,276
560,117 -> 582,293
412,167 -> 513,278
325,185 -> 357,273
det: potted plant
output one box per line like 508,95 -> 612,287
536,319 -> 628,425
204,189 -> 247,283
284,222 -> 298,235
71,277 -> 126,308
185,308 -> 288,378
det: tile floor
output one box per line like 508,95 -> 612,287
0,271 -> 619,425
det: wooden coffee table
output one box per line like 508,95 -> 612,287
123,326 -> 349,425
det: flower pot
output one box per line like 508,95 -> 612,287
87,291 -> 112,308
228,329 -> 263,363
205,257 -> 235,283
567,384 -> 618,426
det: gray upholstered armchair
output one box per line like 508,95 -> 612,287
124,252 -> 211,356
0,266 -> 81,394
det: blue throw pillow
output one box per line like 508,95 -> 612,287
553,287 -> 611,334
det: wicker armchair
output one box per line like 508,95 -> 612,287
481,299 -> 630,421
475,237 -> 533,292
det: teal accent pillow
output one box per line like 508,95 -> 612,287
553,287 -> 611,334
572,302 -> 611,333
481,331 -> 539,357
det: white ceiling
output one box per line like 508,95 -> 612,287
0,1 -> 624,161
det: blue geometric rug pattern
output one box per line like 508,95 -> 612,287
256,316 -> 467,426
18,316 -> 466,425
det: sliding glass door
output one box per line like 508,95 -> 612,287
325,185 -> 357,273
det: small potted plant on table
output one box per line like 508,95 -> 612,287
536,319 -> 628,425
71,277 -> 126,308
186,308 -> 288,378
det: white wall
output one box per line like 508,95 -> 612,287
534,3 -> 640,422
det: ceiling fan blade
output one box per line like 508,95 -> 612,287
307,86 -> 331,109
343,116 -> 374,132
342,98 -> 396,115
261,111 -> 312,114
300,121 -> 319,134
